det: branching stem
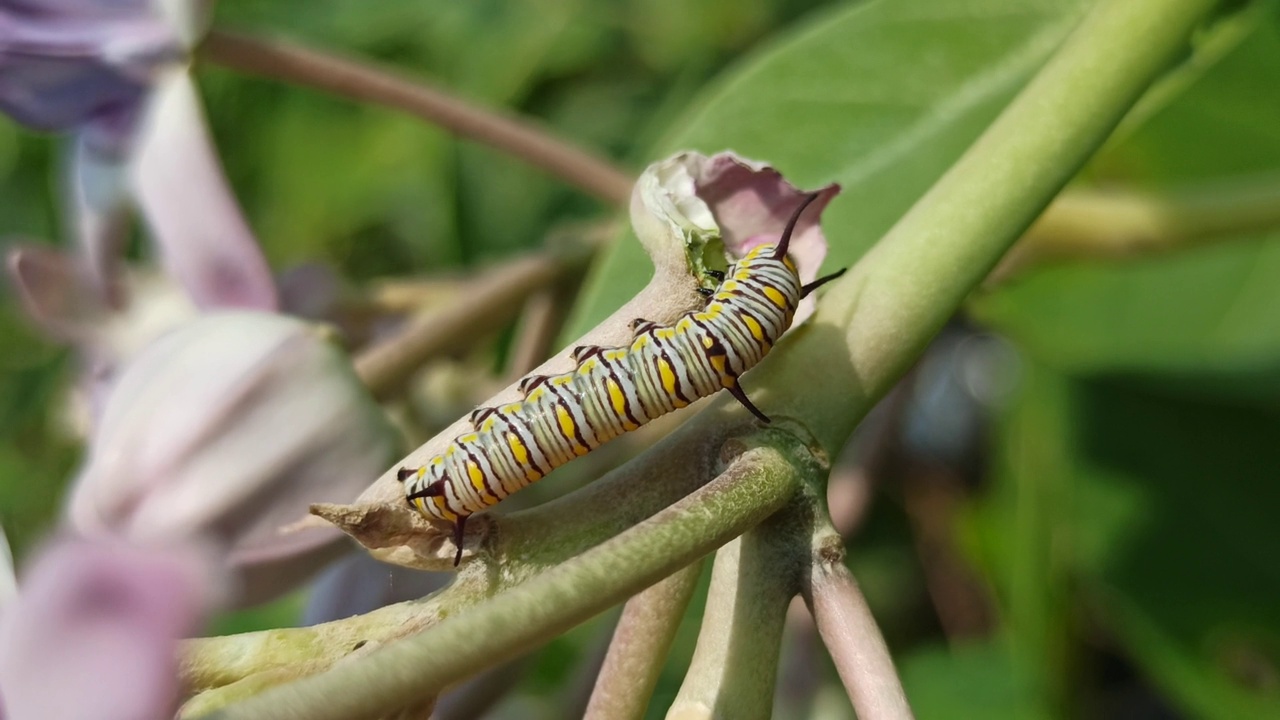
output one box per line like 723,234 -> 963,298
195,432 -> 815,719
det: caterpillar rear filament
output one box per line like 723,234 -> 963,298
400,193 -> 843,564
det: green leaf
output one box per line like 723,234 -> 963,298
977,363 -> 1280,719
899,640 -> 1052,720
569,0 -> 1095,336
971,5 -> 1280,396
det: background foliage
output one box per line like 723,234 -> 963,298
3,0 -> 1279,718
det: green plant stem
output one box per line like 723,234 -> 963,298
584,562 -> 704,720
183,418 -> 761,696
749,0 -> 1224,459
201,30 -> 635,205
667,517 -> 801,720
203,435 -> 813,720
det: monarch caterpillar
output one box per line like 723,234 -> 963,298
400,193 -> 843,564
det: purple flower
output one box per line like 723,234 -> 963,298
0,0 -> 278,313
67,312 -> 399,605
0,536 -> 212,720
0,0 -> 175,129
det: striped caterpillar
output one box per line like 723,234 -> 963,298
399,193 -> 843,564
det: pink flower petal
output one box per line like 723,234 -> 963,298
0,537 -> 212,720
130,72 -> 279,311
645,151 -> 841,326
688,153 -> 839,271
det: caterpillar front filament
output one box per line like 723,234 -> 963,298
400,193 -> 843,564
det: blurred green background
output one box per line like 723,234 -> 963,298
4,0 -> 1280,718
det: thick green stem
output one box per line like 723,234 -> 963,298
585,563 -> 704,720
666,515 -> 803,720
203,434 -> 812,720
752,0 -> 1223,457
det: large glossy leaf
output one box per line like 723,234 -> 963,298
971,5 -> 1280,394
568,0 -> 1095,336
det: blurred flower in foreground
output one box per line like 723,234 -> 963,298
0,0 -> 278,310
632,150 -> 840,325
0,537 -> 211,720
68,312 -> 399,605
7,247 -> 197,426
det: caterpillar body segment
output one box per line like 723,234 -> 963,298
402,194 -> 839,564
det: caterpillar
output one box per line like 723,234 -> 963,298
399,193 -> 843,564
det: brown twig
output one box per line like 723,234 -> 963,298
989,178 -> 1280,283
201,30 -> 634,205
585,562 -> 703,720
804,539 -> 914,720
353,252 -> 570,401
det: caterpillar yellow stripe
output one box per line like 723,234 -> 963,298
400,193 -> 843,564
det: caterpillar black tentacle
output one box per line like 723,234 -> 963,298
629,318 -> 659,335
801,268 -> 847,298
400,192 -> 837,565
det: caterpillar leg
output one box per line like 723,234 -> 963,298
396,466 -> 417,482
401,478 -> 467,566
800,268 -> 847,298
727,382 -> 771,424
697,287 -> 714,298
405,480 -> 442,502
451,515 -> 467,567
